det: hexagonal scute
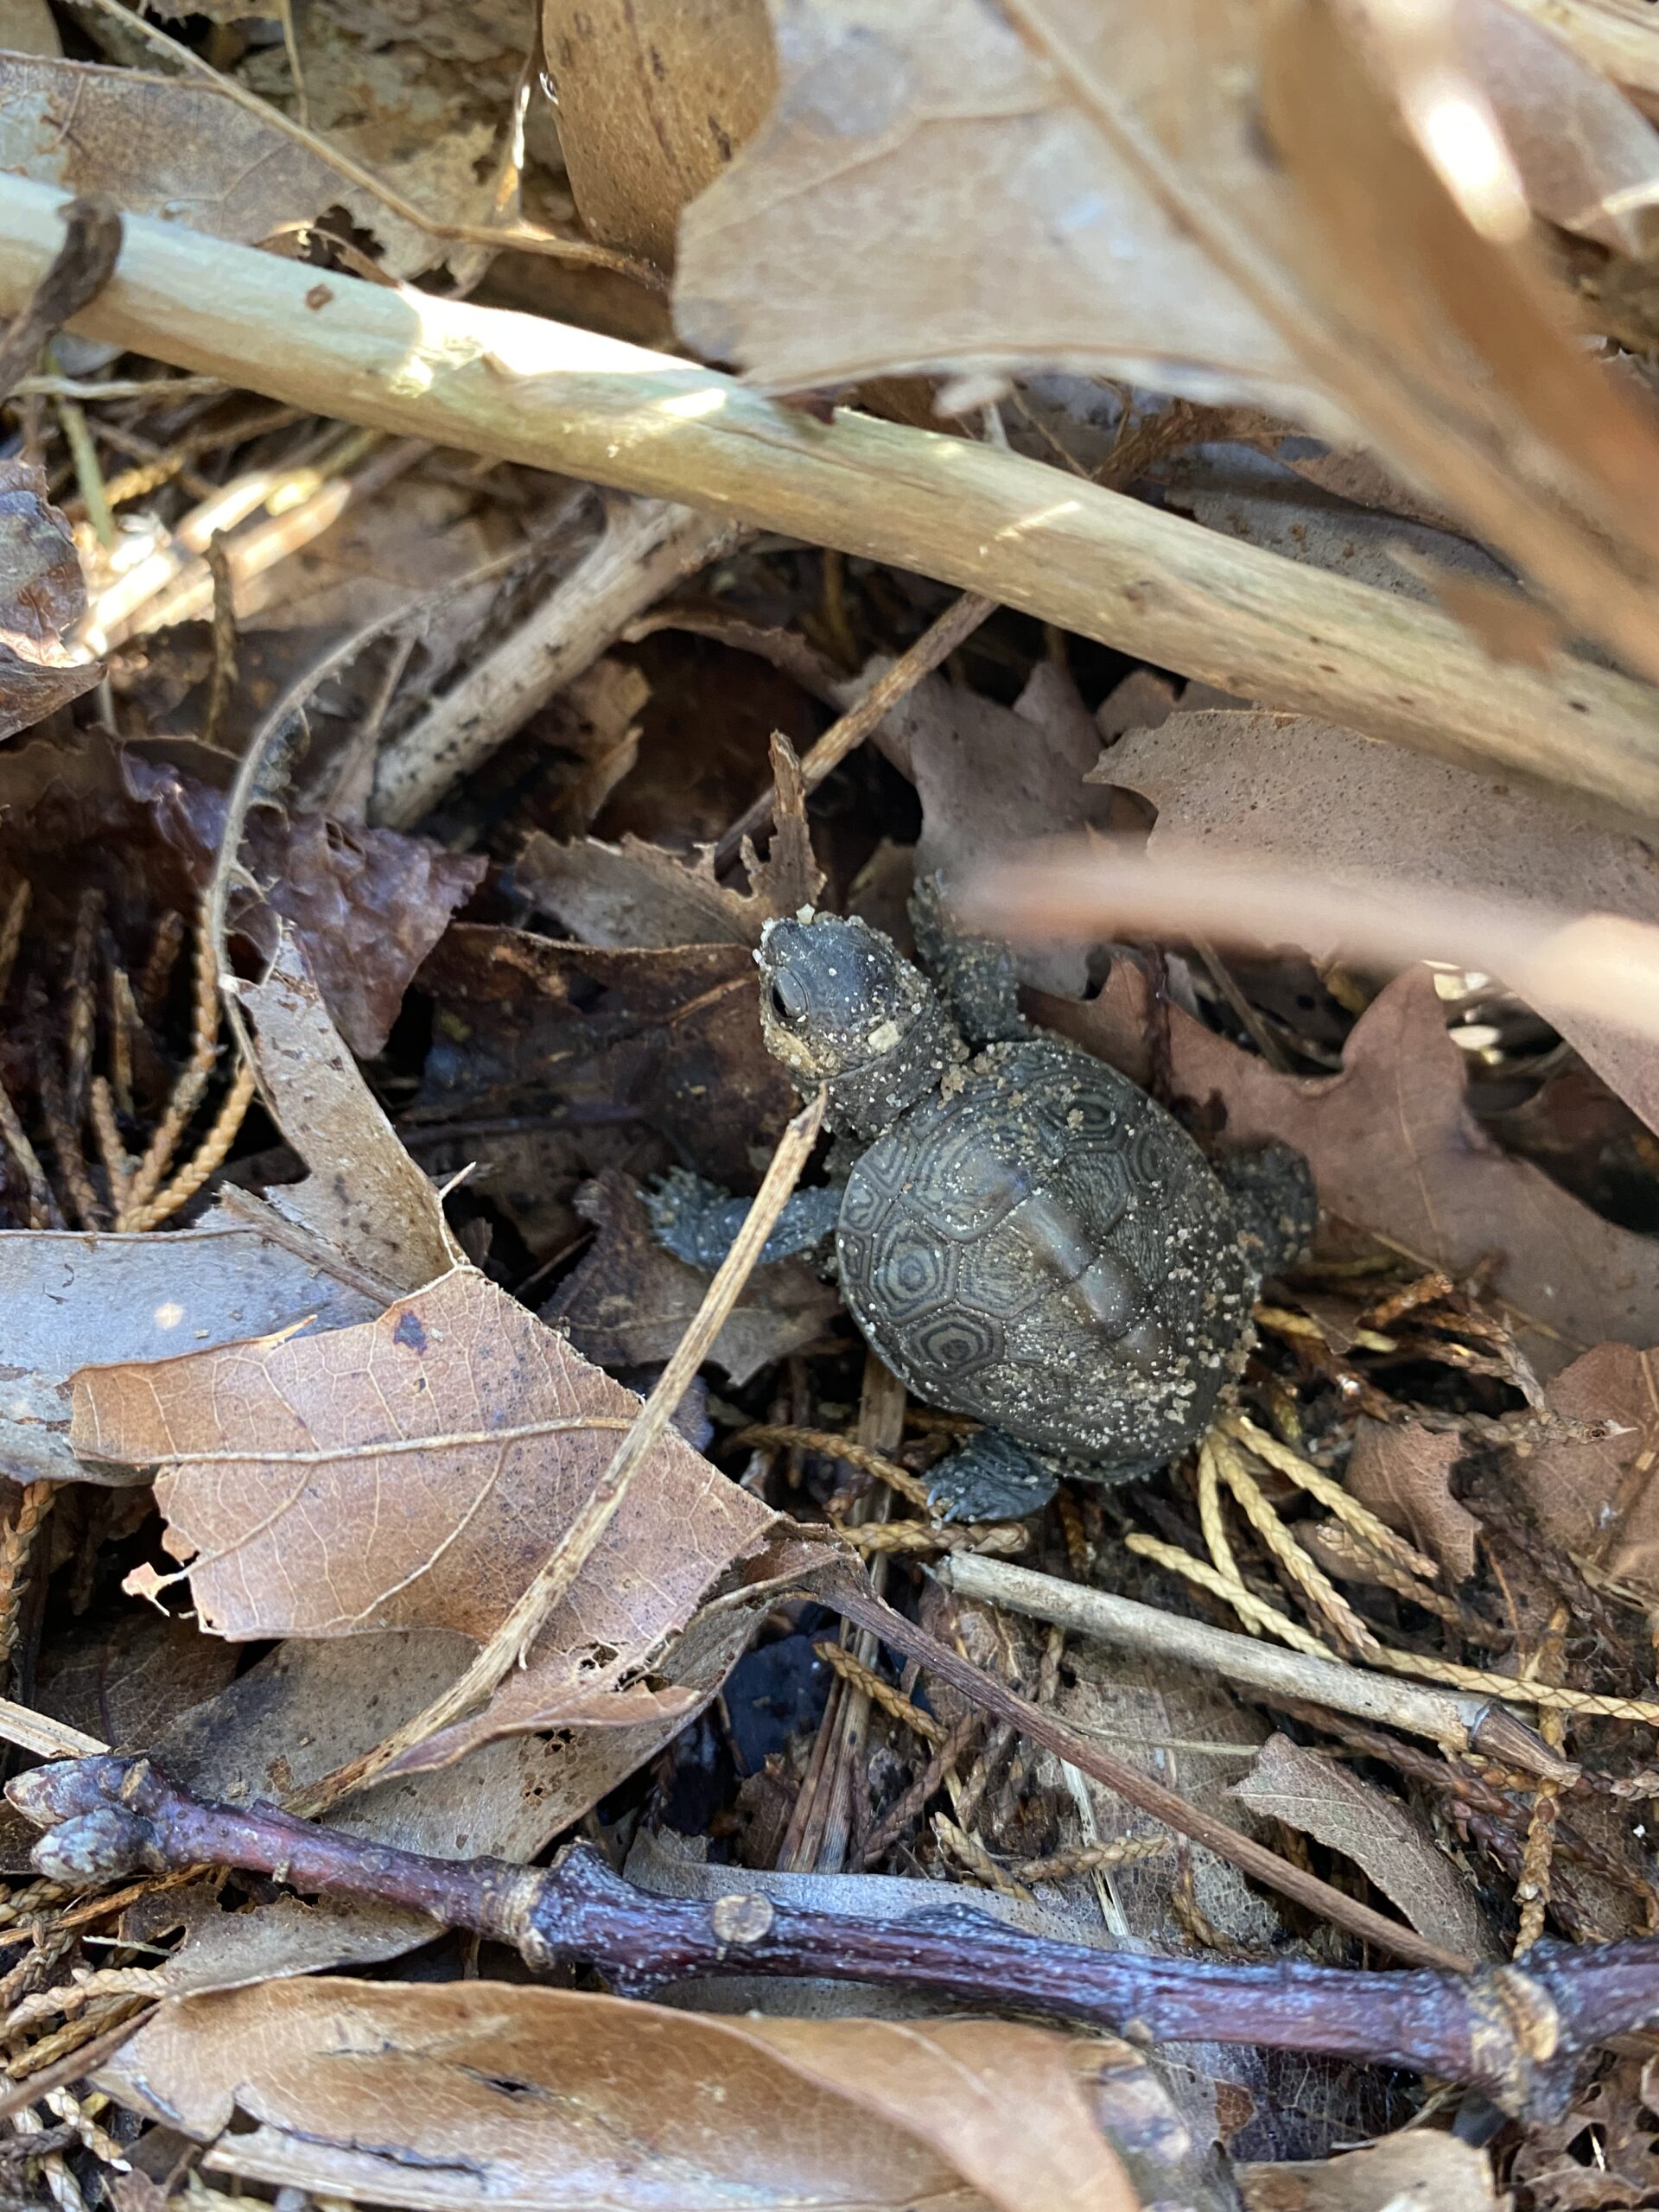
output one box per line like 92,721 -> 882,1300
905,1306 -> 1004,1382
872,1217 -> 958,1321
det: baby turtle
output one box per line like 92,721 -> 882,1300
651,889 -> 1315,1522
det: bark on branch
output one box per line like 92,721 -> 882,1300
10,1754 -> 1658,2122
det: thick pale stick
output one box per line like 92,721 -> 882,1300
3,176 -> 1659,823
932,1552 -> 1573,1782
372,499 -> 749,829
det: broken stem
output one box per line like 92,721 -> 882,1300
10,1753 -> 1647,2122
931,1551 -> 1570,1778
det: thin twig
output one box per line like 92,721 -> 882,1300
713,591 -> 996,874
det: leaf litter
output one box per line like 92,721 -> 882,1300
5,7 -> 1659,2209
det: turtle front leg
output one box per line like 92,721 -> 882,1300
645,1168 -> 842,1269
925,1429 -> 1059,1522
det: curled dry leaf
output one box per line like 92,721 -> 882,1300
99,1978 -> 1138,2212
518,730 -> 823,950
1036,963 -> 1659,1374
124,753 -> 486,1061
543,0 -> 778,265
0,457 -> 99,737
0,737 -> 483,1061
1102,702 -> 1659,1135
1231,1733 -> 1499,1962
73,1267 -> 778,1751
678,0 -> 1659,689
236,931 -> 459,1296
518,830 -> 771,947
1510,1341 -> 1659,1603
546,1169 -> 839,1387
0,1217 -> 377,1485
1343,1418 -> 1480,1584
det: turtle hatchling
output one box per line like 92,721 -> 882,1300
650,887 -> 1316,1522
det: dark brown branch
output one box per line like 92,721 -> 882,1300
11,1754 -> 1657,2121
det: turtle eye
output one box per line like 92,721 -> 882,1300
769,969 -> 810,1024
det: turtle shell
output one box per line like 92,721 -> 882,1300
835,1039 -> 1254,1471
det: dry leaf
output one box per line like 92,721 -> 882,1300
1037,963 -> 1659,1373
73,1268 -> 772,1679
678,0 -> 1659,690
518,831 -> 764,946
0,1214 -> 377,1485
130,1887 -> 437,2002
0,56 -> 379,254
519,733 -> 822,949
1457,0 -> 1659,254
0,458 -> 99,737
1344,1418 -> 1480,1583
1238,2129 -> 1498,2211
546,1169 -> 839,1386
35,1607 -> 238,1751
880,661 -> 1111,995
1154,438 -> 1515,604
149,1630 -> 614,1859
543,0 -> 777,264
1102,706 -> 1659,1133
238,931 -> 458,1295
418,923 -> 798,1192
1512,1341 -> 1659,1599
99,1978 -> 1136,2212
252,0 -> 533,276
1510,2051 -> 1659,2210
1231,1733 -> 1498,1961
0,736 -> 482,1062
677,0 -> 1327,416
121,756 -> 486,1060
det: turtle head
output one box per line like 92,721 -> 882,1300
758,911 -> 961,1136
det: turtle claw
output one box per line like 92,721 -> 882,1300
926,1430 -> 1058,1523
